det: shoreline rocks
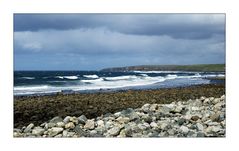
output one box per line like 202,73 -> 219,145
14,95 -> 225,138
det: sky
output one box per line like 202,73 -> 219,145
14,14 -> 225,70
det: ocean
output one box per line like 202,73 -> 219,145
14,71 -> 225,96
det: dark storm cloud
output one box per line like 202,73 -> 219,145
14,14 -> 225,70
14,14 -> 225,40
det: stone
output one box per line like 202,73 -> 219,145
62,130 -> 68,137
177,118 -> 186,126
211,126 -> 221,133
191,107 -> 200,111
65,122 -> 75,129
114,112 -> 122,118
149,104 -> 158,111
200,96 -> 206,101
150,122 -> 158,128
14,128 -> 22,133
203,98 -> 210,104
97,120 -> 105,127
24,123 -> 34,133
78,115 -> 87,124
187,131 -> 196,137
184,115 -> 192,120
50,116 -> 63,123
70,117 -> 79,124
193,99 -> 203,107
32,127 -> 45,136
196,123 -> 204,131
159,122 -> 169,130
129,112 -> 140,121
48,127 -> 64,137
108,127 -> 121,136
167,129 -> 175,136
40,122 -> 47,127
63,116 -> 71,123
66,132 -> 75,137
142,114 -> 152,123
180,126 -> 189,134
165,104 -> 175,112
138,123 -> 149,130
197,132 -> 205,137
56,122 -> 65,127
74,125 -> 87,136
212,98 -> 220,105
118,129 -> 126,137
45,123 -> 56,129
210,112 -> 221,122
13,132 -> 22,137
105,121 -> 113,129
141,104 -> 151,112
89,130 -> 98,136
221,95 -> 225,100
121,108 -> 134,115
191,115 -> 200,121
84,120 -> 95,130
173,106 -> 183,113
116,117 -> 130,124
54,134 -> 63,138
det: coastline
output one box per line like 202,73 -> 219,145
14,83 -> 225,128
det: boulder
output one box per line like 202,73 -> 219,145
24,123 -> 34,133
50,116 -> 63,123
84,120 -> 95,130
78,115 -> 87,124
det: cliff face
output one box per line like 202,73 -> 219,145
100,64 -> 225,72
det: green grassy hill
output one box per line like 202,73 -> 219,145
100,64 -> 225,72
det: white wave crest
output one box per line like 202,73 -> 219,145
56,76 -> 78,80
81,78 -> 104,83
83,74 -> 99,78
20,77 -> 35,80
105,75 -> 137,81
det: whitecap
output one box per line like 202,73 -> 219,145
56,76 -> 78,80
83,74 -> 99,78
20,77 -> 35,80
105,75 -> 137,81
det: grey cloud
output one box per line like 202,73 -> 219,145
14,14 -> 225,40
14,28 -> 224,57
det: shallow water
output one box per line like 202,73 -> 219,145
14,70 -> 225,96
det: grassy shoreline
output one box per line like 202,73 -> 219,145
101,64 -> 225,72
14,83 -> 225,128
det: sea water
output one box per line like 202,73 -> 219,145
14,71 -> 225,96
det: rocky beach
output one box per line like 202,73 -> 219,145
14,94 -> 225,137
14,84 -> 225,137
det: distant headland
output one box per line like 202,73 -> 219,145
100,64 -> 225,72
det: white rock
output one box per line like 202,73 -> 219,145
180,126 -> 189,134
32,128 -> 45,136
196,123 -> 204,131
48,127 -> 64,137
150,122 -> 158,128
141,104 -> 151,112
108,127 -> 121,136
24,123 -> 34,133
114,112 -> 122,117
116,117 -> 130,124
149,104 -> 158,111
65,122 -> 75,129
191,107 -> 200,111
97,120 -> 105,127
84,120 -> 95,130
56,122 -> 65,127
212,126 -> 221,133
